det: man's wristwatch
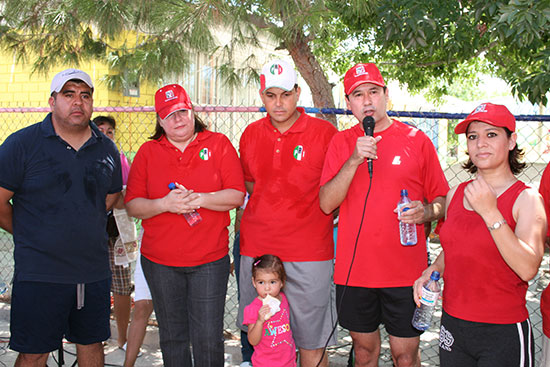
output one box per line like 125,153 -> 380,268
488,219 -> 506,231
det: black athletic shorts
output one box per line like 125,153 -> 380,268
439,310 -> 534,367
336,284 -> 422,338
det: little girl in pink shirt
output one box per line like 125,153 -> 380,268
243,254 -> 296,367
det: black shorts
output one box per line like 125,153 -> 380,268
336,284 -> 422,338
439,310 -> 534,367
9,278 -> 111,353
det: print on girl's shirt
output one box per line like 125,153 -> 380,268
263,308 -> 292,348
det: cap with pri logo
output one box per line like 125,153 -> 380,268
50,68 -> 94,94
344,63 -> 386,95
454,103 -> 516,134
260,59 -> 297,93
155,84 -> 193,120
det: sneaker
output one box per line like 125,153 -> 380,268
240,362 -> 252,367
119,342 -> 143,357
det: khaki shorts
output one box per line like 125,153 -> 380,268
237,255 -> 337,349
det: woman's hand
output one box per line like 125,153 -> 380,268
413,268 -> 433,307
464,175 -> 498,218
163,182 -> 200,215
413,252 -> 445,306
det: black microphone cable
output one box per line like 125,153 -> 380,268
315,171 -> 373,367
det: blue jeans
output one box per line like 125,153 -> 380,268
232,231 -> 254,362
141,254 -> 229,367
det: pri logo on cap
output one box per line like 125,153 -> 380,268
270,63 -> 284,75
472,104 -> 488,114
355,65 -> 368,77
165,90 -> 176,101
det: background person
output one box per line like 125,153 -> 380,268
237,59 -> 338,367
125,83 -> 245,367
414,103 -> 545,367
0,68 -> 122,366
123,251 -> 153,367
93,115 -> 133,350
319,63 -> 448,367
231,193 -> 254,367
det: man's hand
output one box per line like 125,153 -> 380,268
349,135 -> 382,167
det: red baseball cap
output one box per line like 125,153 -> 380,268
344,63 -> 386,95
155,84 -> 193,119
454,103 -> 516,134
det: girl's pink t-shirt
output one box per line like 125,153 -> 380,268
243,292 -> 296,367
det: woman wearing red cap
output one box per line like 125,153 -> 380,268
125,84 -> 245,366
413,103 -> 546,366
537,157 -> 550,366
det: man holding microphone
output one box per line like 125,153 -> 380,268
319,63 -> 448,367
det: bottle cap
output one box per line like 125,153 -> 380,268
168,182 -> 176,190
400,189 -> 408,196
430,271 -> 440,281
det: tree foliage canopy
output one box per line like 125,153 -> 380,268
0,0 -> 548,107
330,0 -> 550,105
0,0 -> 234,88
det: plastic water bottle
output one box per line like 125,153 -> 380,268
412,271 -> 441,330
0,281 -> 8,295
168,182 -> 202,227
398,189 -> 417,246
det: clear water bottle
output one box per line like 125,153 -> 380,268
168,182 -> 202,227
398,189 -> 417,246
412,271 -> 441,331
0,281 -> 8,295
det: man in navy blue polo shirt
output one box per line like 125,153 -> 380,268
0,69 -> 122,366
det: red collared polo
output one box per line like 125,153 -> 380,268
125,131 -> 245,267
239,107 -> 337,262
320,121 -> 449,287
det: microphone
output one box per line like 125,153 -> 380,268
362,116 -> 375,177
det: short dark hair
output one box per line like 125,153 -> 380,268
462,127 -> 526,175
92,115 -> 116,129
149,111 -> 207,140
251,254 -> 286,284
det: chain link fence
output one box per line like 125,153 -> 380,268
1,103 -> 550,365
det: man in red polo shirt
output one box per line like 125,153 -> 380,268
319,63 -> 448,367
237,59 -> 338,367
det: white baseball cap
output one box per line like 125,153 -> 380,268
260,59 -> 297,93
50,68 -> 94,94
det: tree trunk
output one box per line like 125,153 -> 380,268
285,33 -> 337,127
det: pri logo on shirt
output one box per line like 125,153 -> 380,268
199,148 -> 210,161
293,145 -> 305,161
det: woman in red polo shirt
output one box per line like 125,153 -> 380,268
125,84 -> 245,367
413,103 -> 545,367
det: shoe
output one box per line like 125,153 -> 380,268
240,362 -> 252,367
120,342 -> 143,357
